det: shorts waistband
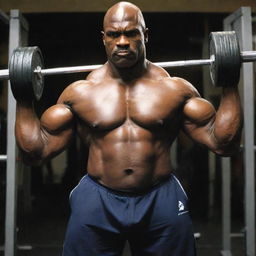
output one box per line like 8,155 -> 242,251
85,174 -> 173,197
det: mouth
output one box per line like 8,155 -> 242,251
115,50 -> 131,56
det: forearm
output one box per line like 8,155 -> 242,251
15,101 -> 45,164
15,101 -> 75,165
213,86 -> 243,155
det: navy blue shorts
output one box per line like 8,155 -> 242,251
62,174 -> 197,256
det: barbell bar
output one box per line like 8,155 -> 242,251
37,51 -> 256,73
0,58 -> 214,79
0,31 -> 255,101
0,51 -> 255,78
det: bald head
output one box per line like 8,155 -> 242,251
102,2 -> 148,69
103,2 -> 146,31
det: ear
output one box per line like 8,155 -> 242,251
101,31 -> 105,45
144,28 -> 149,43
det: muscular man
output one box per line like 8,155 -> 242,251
15,2 -> 242,255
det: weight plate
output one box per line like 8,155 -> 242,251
9,46 -> 44,101
9,48 -> 29,100
209,31 -> 241,87
29,47 -> 44,101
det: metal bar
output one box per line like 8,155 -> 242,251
28,50 -> 256,75
0,58 -> 212,79
39,64 -> 102,75
154,58 -> 213,68
39,58 -> 213,76
0,245 -> 32,251
0,58 -> 214,79
208,151 -> 216,218
1,49 -> 256,80
5,9 -> 28,256
221,251 -> 232,256
230,233 -> 245,238
241,51 -> 256,62
0,69 -> 9,79
5,10 -> 20,256
221,157 -> 232,253
0,155 -> 7,161
202,20 -> 217,220
240,7 -> 255,256
239,144 -> 256,151
41,59 -> 211,76
225,6 -> 255,256
222,15 -> 234,256
0,10 -> 9,25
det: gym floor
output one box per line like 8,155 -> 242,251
0,182 -> 245,256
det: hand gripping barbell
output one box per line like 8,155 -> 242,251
0,31 -> 256,101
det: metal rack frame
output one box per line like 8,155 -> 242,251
221,6 -> 255,256
4,10 -> 28,256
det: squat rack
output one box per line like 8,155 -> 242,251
0,9 -> 29,256
221,7 -> 255,256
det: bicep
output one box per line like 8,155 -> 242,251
40,104 -> 75,158
41,104 -> 74,133
182,97 -> 217,147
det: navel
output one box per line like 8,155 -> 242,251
157,119 -> 164,125
124,168 -> 134,175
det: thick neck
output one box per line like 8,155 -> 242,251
107,56 -> 148,83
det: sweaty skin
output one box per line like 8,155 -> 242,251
15,2 -> 242,192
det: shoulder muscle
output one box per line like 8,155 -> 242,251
162,76 -> 200,97
57,80 -> 93,105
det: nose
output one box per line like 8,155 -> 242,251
116,35 -> 129,48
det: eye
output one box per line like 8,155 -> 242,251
106,31 -> 121,38
125,30 -> 140,37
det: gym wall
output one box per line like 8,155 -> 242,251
1,0 -> 256,13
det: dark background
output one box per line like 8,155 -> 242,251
0,11 -> 246,256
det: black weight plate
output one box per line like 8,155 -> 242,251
9,47 -> 32,100
30,47 -> 44,101
9,46 -> 44,101
209,31 -> 241,87
22,48 -> 35,99
23,46 -> 44,101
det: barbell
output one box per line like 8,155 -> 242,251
0,31 -> 256,101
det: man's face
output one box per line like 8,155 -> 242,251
102,20 -> 148,68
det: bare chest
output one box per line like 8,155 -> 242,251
72,84 -> 183,130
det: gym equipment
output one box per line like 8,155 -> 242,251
0,31 -> 256,100
209,31 -> 241,87
8,46 -> 44,100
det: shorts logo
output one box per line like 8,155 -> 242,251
178,201 -> 189,216
178,201 -> 185,211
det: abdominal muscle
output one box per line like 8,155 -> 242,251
86,126 -> 173,192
